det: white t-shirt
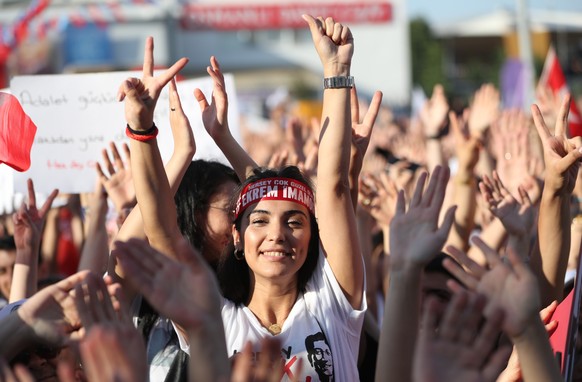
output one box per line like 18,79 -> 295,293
222,249 -> 366,382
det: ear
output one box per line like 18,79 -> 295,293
232,224 -> 241,249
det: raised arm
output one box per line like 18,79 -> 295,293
10,179 -> 58,302
419,84 -> 449,172
445,109 -> 479,251
446,238 -> 562,382
115,38 -> 188,260
531,94 -> 582,305
194,56 -> 258,181
77,178 -> 109,275
304,14 -> 365,308
375,167 -> 456,382
348,87 -> 383,211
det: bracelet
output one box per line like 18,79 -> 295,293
323,76 -> 354,89
126,123 -> 158,142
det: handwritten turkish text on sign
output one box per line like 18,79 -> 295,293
10,72 -> 240,194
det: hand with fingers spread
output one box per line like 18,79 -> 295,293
117,36 -> 188,131
480,171 -> 534,242
96,142 -> 135,214
73,273 -> 146,382
358,171 -> 398,230
444,239 -> 562,382
420,84 -> 449,139
113,238 -> 230,381
413,291 -> 511,382
445,237 -> 540,337
389,166 -> 457,270
10,179 -> 58,302
376,166 -> 457,382
491,109 -> 531,194
0,271 -> 91,361
467,83 -> 500,139
114,237 -> 221,332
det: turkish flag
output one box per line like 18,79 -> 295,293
539,46 -> 582,137
0,92 -> 37,171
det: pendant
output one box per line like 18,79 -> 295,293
268,323 -> 282,335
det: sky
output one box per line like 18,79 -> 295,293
407,0 -> 582,24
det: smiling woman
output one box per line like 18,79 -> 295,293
113,12 -> 382,382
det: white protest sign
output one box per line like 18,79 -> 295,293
10,72 -> 240,194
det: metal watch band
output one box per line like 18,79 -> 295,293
323,76 -> 354,89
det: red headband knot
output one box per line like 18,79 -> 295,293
234,177 -> 315,220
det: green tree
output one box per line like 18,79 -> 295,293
410,18 -> 447,94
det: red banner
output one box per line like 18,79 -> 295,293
180,2 -> 392,30
539,46 -> 582,137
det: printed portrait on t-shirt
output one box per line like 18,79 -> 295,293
305,332 -> 334,382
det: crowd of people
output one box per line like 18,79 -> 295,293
0,13 -> 581,382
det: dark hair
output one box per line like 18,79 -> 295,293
217,166 -> 319,305
174,160 -> 238,267
424,252 -> 461,284
0,235 -> 15,251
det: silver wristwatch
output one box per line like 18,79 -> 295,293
323,76 -> 354,89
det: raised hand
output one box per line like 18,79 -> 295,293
74,273 -> 147,382
532,93 -> 582,195
114,238 -> 229,381
194,56 -> 230,142
358,171 -> 398,229
389,166 -> 456,270
13,179 -> 58,252
302,14 -> 353,76
467,84 -> 500,139
15,271 -> 91,345
420,84 -> 449,138
117,36 -> 188,131
413,291 -> 511,382
479,171 -> 534,239
450,109 -> 480,171
350,87 -> 383,169
490,109 -> 531,194
96,142 -> 135,214
10,179 -> 58,301
445,238 -> 540,338
113,238 -> 222,331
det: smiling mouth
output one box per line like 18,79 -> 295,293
261,251 -> 290,258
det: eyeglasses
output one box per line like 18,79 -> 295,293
12,345 -> 62,365
208,205 -> 233,215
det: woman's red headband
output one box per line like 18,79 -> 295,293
234,177 -> 315,220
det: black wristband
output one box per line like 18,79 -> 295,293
126,123 -> 157,136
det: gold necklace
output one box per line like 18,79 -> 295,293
268,323 -> 282,335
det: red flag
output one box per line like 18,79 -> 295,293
0,92 -> 37,171
539,46 -> 582,137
